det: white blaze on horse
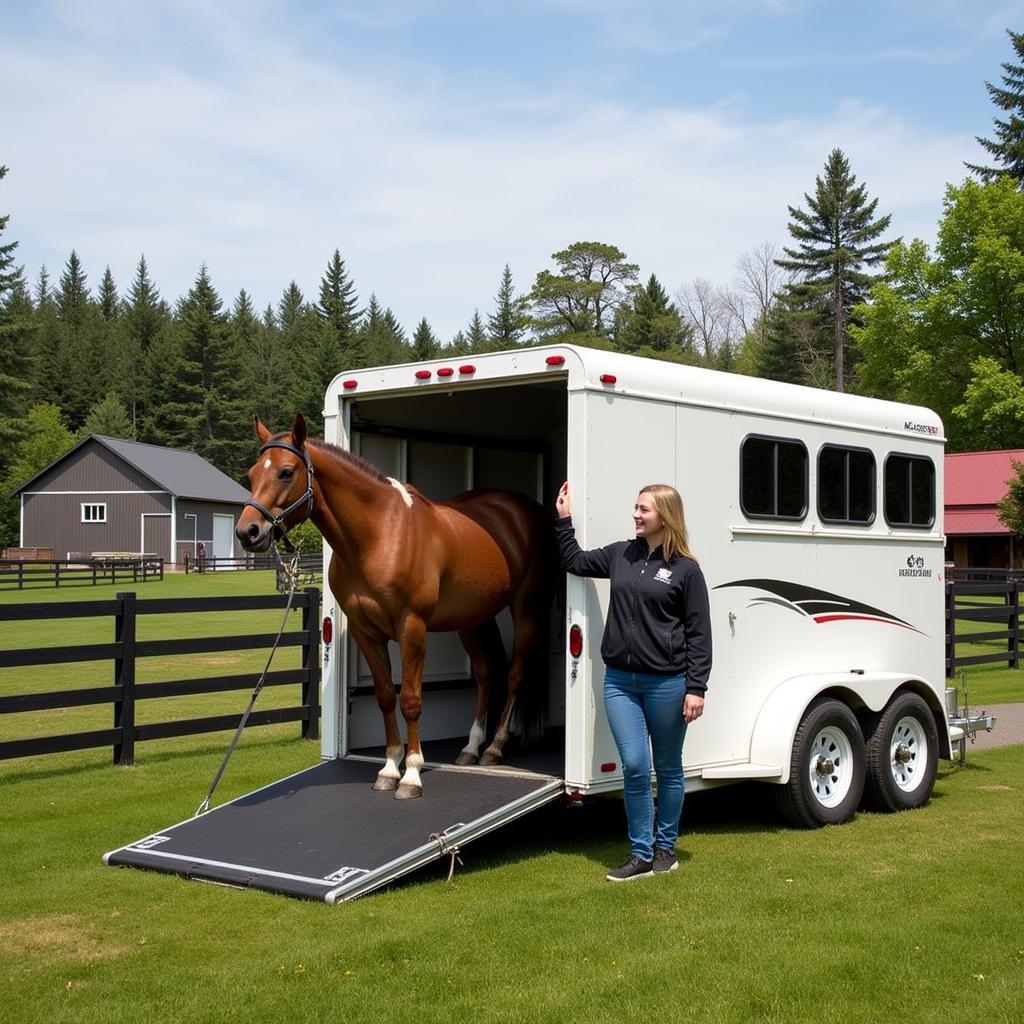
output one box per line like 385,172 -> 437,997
235,414 -> 557,799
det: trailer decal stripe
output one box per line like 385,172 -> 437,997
716,578 -> 924,634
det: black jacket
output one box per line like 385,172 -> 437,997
555,516 -> 712,696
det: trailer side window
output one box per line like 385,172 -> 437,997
741,436 -> 807,520
884,454 -> 935,528
818,445 -> 875,525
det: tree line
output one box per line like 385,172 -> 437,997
1,28 -> 1023,548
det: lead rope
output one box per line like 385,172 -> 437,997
195,544 -> 302,816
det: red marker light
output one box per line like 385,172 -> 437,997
415,370 -> 431,380
569,624 -> 583,658
459,364 -> 476,374
342,380 -> 358,390
545,355 -> 565,366
322,617 -> 333,645
437,367 -> 454,377
600,374 -> 617,384
600,762 -> 617,773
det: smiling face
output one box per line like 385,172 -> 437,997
633,491 -> 665,546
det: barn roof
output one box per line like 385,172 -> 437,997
11,435 -> 250,504
943,449 -> 1024,538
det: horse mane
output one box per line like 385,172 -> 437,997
278,433 -> 390,485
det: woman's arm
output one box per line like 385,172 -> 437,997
554,482 -> 614,578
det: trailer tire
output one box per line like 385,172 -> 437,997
863,692 -> 938,812
775,698 -> 865,828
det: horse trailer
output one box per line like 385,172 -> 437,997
107,345 -> 966,901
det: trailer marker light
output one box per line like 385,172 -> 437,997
600,374 -> 617,384
322,617 -> 333,645
545,355 -> 565,366
415,370 -> 432,380
437,367 -> 454,377
600,762 -> 617,773
569,624 -> 583,658
342,380 -> 358,390
458,364 -> 476,374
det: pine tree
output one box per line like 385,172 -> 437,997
284,281 -> 339,436
34,265 -> 51,310
967,29 -> 1024,184
615,274 -> 693,355
776,149 -> 894,392
466,310 -> 487,352
358,295 -> 409,366
411,317 -> 439,360
316,248 -> 362,365
486,264 -> 529,349
55,250 -> 89,325
121,256 -> 168,435
278,281 -> 306,334
98,266 -> 119,321
81,391 -> 134,439
755,302 -> 806,384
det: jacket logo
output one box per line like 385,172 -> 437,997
653,568 -> 673,585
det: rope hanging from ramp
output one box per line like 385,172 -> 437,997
429,830 -> 464,882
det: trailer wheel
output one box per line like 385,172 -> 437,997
863,692 -> 938,812
776,698 -> 865,828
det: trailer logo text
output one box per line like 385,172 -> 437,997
714,578 -> 923,633
904,420 -> 939,436
900,555 -> 933,578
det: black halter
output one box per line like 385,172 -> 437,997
244,439 -> 315,542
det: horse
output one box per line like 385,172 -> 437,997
235,413 -> 557,799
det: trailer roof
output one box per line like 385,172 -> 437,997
324,345 -> 945,444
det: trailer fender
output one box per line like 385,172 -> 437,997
748,671 -> 939,784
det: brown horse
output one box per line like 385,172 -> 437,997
235,413 -> 557,799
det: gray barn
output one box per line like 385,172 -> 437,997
12,436 -> 250,565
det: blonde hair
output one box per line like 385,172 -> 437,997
638,483 -> 696,563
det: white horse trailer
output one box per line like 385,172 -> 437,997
106,345 -> 956,901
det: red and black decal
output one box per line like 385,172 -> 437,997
714,578 -> 921,633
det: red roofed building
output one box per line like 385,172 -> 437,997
945,449 -> 1024,568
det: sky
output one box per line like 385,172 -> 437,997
1,0 -> 1020,342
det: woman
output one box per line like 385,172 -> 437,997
555,482 -> 711,881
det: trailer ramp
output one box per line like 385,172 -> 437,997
104,758 -> 563,902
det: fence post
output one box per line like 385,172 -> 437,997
945,581 -> 955,679
300,587 -> 320,741
1012,578 -> 1020,670
18,560 -> 24,590
113,591 -> 137,765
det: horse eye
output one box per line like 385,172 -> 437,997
280,467 -> 294,480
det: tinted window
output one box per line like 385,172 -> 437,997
741,436 -> 807,520
818,445 -> 875,524
884,454 -> 935,527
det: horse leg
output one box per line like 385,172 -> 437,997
480,594 -> 546,767
355,630 -> 405,793
395,615 -> 428,800
455,620 -> 504,766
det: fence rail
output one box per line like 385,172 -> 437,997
0,588 -> 320,763
0,557 -> 164,590
946,578 -> 1021,677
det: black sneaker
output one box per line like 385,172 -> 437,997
653,847 -> 678,873
606,855 -> 654,882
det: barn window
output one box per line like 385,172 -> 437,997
81,503 -> 107,523
818,445 -> 875,525
884,454 -> 935,528
740,436 -> 807,520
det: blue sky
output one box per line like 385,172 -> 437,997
1,1 -> 1019,342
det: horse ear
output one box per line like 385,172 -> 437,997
292,412 -> 307,448
254,417 -> 271,444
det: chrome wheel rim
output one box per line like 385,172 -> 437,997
889,715 -> 928,792
807,725 -> 854,808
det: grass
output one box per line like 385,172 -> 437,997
0,731 -> 1021,1024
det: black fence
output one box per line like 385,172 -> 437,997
0,557 -> 164,590
0,588 -> 320,764
183,554 -> 277,573
946,577 -> 1021,677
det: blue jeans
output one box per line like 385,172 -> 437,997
603,667 -> 688,862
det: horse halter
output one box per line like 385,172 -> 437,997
244,439 -> 315,541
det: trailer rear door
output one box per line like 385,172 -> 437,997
104,758 -> 562,902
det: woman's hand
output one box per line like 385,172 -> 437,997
555,481 -> 571,518
683,694 -> 704,724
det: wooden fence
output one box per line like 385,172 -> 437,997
946,577 -> 1021,677
0,557 -> 164,590
0,588 -> 320,763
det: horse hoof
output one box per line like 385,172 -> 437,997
479,751 -> 503,767
372,775 -> 399,792
394,783 -> 422,800
455,752 -> 479,766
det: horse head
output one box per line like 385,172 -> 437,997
235,413 -> 315,552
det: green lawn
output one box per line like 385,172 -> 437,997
0,731 -> 1021,1024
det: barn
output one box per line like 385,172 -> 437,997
11,435 -> 250,566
